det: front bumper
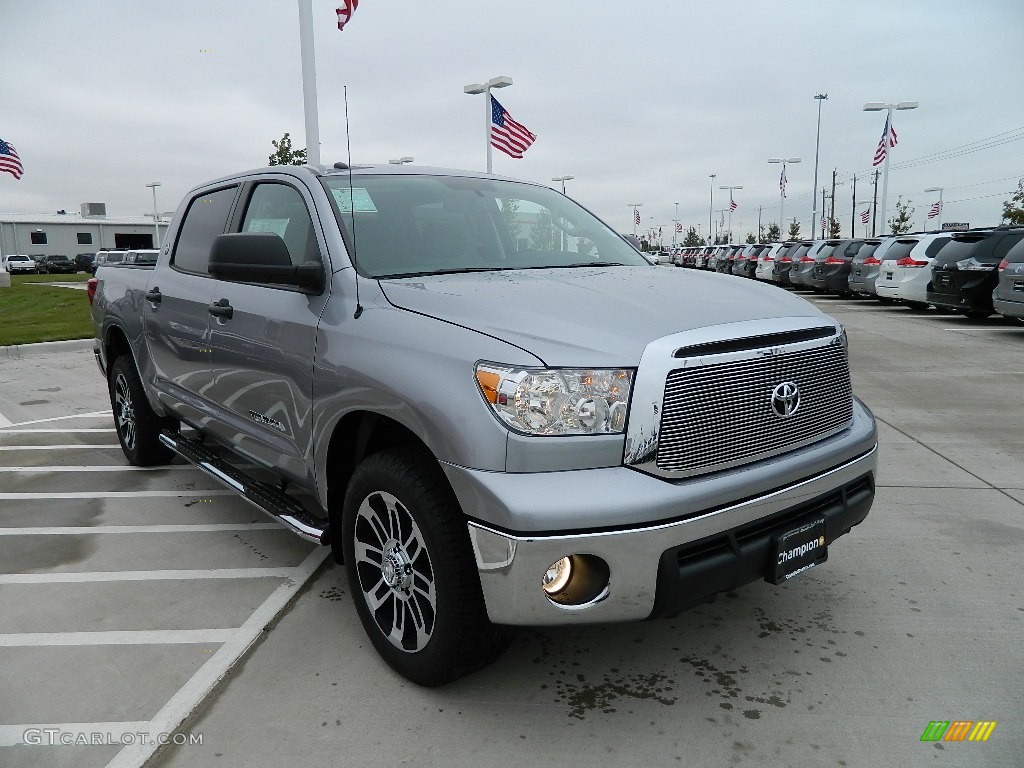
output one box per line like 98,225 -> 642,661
462,443 -> 877,626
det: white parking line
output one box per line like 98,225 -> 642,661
0,629 -> 237,647
0,523 -> 283,536
0,722 -> 150,748
1,410 -> 112,428
105,547 -> 329,768
0,567 -> 302,584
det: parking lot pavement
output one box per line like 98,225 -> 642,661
0,357 -> 329,768
2,297 -> 1023,768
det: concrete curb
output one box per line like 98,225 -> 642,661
0,338 -> 94,358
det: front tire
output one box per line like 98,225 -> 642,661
341,448 -> 512,686
108,355 -> 176,466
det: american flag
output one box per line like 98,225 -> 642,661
872,113 -> 898,167
779,167 -> 787,198
634,209 -> 641,226
0,139 -> 23,180
675,222 -> 683,233
729,199 -> 738,212
490,96 -> 536,160
336,0 -> 358,30
860,209 -> 870,225
927,201 -> 942,219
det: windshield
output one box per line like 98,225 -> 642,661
322,174 -> 649,278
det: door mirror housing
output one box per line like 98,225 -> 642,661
208,232 -> 323,291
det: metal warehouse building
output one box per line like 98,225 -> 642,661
0,203 -> 169,259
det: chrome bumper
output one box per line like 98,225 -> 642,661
465,444 -> 877,626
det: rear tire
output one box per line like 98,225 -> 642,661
108,355 -> 176,466
341,447 -> 512,686
965,310 -> 991,320
905,301 -> 929,310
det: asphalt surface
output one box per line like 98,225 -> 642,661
0,293 -> 1021,768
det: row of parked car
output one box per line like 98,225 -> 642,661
0,253 -> 84,274
1,249 -> 160,276
668,227 -> 1024,324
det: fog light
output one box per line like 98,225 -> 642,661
540,554 -> 611,607
542,557 -> 573,595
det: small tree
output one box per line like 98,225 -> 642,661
888,196 -> 915,234
765,222 -> 781,242
500,199 -> 521,245
269,132 -> 307,166
828,217 -> 842,238
682,227 -> 704,247
529,213 -> 556,251
1001,178 -> 1024,225
745,233 -> 756,244
788,220 -> 802,239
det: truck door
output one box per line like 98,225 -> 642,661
145,185 -> 238,425
202,181 -> 329,487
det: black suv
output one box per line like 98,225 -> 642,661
75,253 -> 96,273
42,255 -> 76,274
927,228 -> 1024,319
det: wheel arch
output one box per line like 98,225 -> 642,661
323,411 -> 459,562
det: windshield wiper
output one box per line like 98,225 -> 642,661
377,266 -> 512,279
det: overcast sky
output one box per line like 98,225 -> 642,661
3,0 -> 1023,241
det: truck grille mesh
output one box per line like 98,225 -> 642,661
656,343 -> 852,475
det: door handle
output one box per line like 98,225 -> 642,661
145,287 -> 162,305
208,298 -> 233,319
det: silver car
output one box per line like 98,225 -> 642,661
993,236 -> 1024,323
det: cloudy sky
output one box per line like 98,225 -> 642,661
3,1 -> 1022,241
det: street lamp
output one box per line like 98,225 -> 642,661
145,182 -> 161,248
864,100 -> 918,235
464,75 -> 513,173
811,93 -> 828,236
924,186 -> 944,230
627,203 -> 643,238
552,175 -> 574,194
708,174 -> 716,244
767,158 -> 801,237
389,156 -> 414,165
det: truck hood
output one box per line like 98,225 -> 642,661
378,266 -> 826,367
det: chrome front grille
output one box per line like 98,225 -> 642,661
656,342 -> 852,475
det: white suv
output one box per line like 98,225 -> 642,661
874,234 -> 952,308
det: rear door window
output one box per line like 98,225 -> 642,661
172,186 -> 238,274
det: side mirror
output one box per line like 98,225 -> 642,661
208,232 -> 323,291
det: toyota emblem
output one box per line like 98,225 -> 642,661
770,381 -> 801,418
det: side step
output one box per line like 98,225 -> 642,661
159,431 -> 329,545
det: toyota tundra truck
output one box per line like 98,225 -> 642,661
91,163 -> 877,686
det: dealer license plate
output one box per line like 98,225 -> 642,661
768,518 -> 827,584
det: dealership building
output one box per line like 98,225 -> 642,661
0,203 -> 169,259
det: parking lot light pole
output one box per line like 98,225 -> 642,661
552,176 -> 574,251
864,100 -> 918,234
708,175 -> 716,244
145,182 -> 161,248
768,158 -> 801,237
925,186 -> 943,230
464,76 -> 513,173
811,93 -> 828,237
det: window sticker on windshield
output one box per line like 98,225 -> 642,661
245,218 -> 290,238
331,187 -> 378,213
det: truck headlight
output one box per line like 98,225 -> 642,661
475,363 -> 633,435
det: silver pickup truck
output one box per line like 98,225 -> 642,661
91,163 -> 877,686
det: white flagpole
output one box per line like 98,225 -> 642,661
297,0 -> 321,166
